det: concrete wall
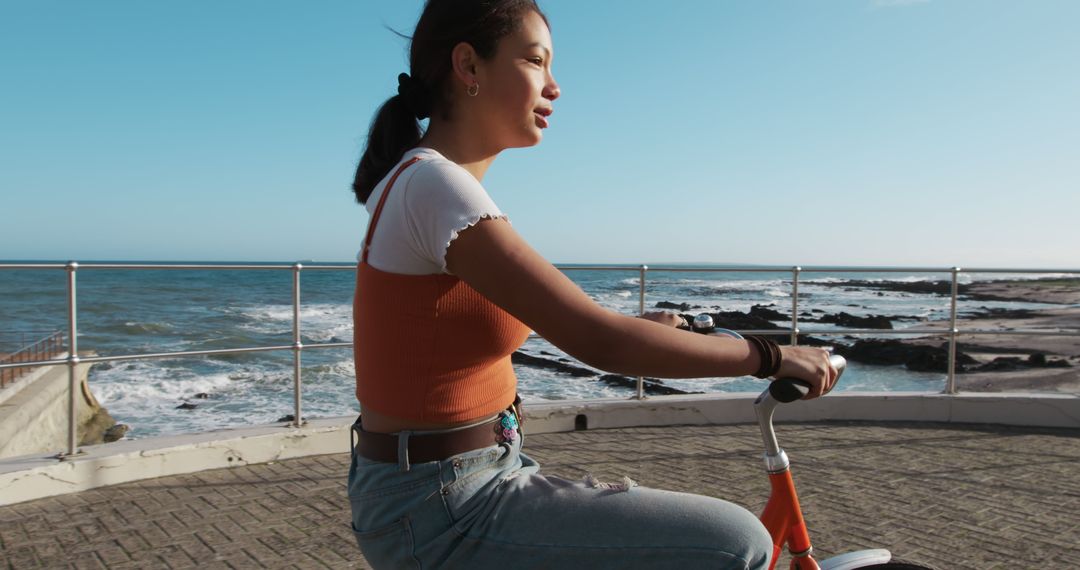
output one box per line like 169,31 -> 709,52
0,390 -> 1076,506
0,354 -> 100,459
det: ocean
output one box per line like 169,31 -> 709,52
0,263 -> 1067,438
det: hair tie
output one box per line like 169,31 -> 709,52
396,73 -> 430,120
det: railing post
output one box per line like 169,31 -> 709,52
790,266 -> 801,346
292,263 -> 304,427
945,266 -> 961,395
635,264 -> 648,400
60,261 -> 81,459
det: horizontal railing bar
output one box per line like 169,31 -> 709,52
555,265 -> 643,271
6,324 -> 1076,373
0,263 -> 357,271
642,266 -> 950,273
555,266 -> 1080,274
943,268 -> 1080,274
0,342 -> 353,371
82,346 -> 297,361
298,265 -> 356,270
771,267 -> 1080,274
711,329 -> 1080,337
793,329 -> 1080,337
4,262 -> 1079,274
0,264 -> 68,269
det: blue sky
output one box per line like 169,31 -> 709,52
1,0 -> 1077,267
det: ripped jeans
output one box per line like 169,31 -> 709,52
347,413 -> 772,569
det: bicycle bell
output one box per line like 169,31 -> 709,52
692,313 -> 715,334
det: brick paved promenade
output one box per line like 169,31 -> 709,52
2,421 -> 1078,569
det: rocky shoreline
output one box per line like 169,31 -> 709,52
509,278 -> 1080,394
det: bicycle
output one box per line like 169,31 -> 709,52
695,317 -> 937,569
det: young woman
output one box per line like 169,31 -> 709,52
349,1 -> 837,568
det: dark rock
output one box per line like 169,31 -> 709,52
818,279 -> 956,296
790,336 -> 833,347
962,308 -> 1039,320
103,424 -> 129,443
953,342 -> 1042,355
833,340 -> 976,373
707,311 -> 784,331
596,374 -> 701,396
656,301 -> 692,311
512,351 -> 598,377
749,305 -> 789,321
277,414 -> 306,423
176,402 -> 197,410
193,392 -> 210,399
79,407 -> 119,446
971,357 -> 1027,372
1028,353 -> 1071,368
816,312 -> 894,329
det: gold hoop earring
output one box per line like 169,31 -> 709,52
467,83 -> 479,97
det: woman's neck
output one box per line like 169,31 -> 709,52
420,121 -> 498,182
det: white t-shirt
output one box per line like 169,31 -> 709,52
360,147 -> 508,275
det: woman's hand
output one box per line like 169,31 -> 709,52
774,346 -> 838,400
638,311 -> 687,328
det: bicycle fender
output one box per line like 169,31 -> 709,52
818,549 -> 892,570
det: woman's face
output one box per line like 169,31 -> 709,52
474,10 -> 560,150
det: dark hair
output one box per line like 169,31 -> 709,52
351,0 -> 548,204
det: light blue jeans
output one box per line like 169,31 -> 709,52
348,413 -> 772,569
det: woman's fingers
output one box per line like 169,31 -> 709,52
638,311 -> 683,327
801,347 -> 832,400
776,346 -> 840,400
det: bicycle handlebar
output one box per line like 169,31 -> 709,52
684,314 -> 847,401
768,354 -> 847,403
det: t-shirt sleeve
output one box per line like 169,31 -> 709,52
402,159 -> 508,274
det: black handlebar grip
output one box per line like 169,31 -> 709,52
768,354 -> 847,403
769,378 -> 812,403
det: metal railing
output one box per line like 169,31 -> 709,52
1,261 -> 1078,459
560,264 -> 1080,398
0,331 -> 66,387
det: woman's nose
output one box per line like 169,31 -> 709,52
544,75 -> 560,101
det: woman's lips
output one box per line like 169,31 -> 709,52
534,112 -> 549,128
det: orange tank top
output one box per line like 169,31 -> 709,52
353,156 -> 532,423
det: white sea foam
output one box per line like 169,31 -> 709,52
233,302 -> 353,342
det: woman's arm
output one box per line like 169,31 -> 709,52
445,218 -> 836,397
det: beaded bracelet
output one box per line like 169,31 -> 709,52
746,335 -> 783,379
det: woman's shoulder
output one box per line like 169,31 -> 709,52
403,148 -> 494,207
406,148 -> 482,190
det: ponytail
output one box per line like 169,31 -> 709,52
351,93 -> 422,204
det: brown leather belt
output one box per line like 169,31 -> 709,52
355,399 -> 523,464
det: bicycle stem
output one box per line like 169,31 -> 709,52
754,354 -> 847,472
754,389 -> 790,472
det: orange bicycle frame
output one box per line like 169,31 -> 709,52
760,467 -> 819,570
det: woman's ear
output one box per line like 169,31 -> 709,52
450,42 -> 480,91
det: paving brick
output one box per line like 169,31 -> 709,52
1,421 -> 1078,570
